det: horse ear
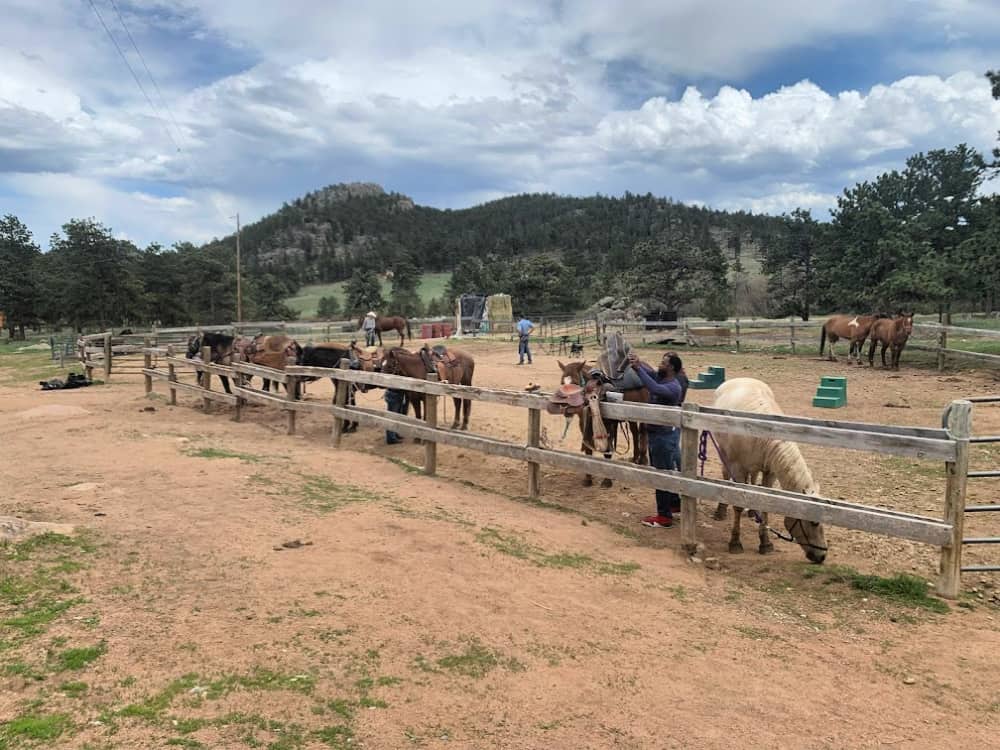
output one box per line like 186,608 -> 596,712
557,360 -> 565,371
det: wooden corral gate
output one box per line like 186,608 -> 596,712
139,344 -> 977,598
960,396 -> 1000,574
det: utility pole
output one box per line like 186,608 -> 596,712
232,212 -> 242,322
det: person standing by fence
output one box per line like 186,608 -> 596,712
363,311 -> 378,347
628,351 -> 684,528
516,314 -> 534,365
384,387 -> 408,444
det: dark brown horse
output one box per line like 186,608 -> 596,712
868,313 -> 913,369
558,360 -> 649,466
379,346 -> 475,430
359,315 -> 412,346
820,314 -> 887,364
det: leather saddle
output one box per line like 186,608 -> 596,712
546,383 -> 586,415
420,345 -> 460,382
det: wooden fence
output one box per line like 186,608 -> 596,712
139,345 -> 978,598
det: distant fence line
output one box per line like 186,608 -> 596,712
129,339 -> 988,599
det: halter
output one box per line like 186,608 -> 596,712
699,430 -> 828,552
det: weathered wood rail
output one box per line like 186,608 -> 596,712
141,348 -> 975,598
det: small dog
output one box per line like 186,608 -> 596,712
569,342 -> 584,356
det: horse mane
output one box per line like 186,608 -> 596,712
762,440 -> 818,494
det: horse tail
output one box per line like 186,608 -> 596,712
819,325 -> 826,356
406,317 -> 412,341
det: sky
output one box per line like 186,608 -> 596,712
1,0 -> 998,248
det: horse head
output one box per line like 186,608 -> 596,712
186,335 -> 202,359
784,476 -> 827,564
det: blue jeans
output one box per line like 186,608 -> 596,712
648,428 -> 681,517
518,336 -> 532,363
385,389 -> 408,442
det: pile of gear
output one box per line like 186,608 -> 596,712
39,372 -> 92,391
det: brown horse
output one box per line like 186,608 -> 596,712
380,346 -> 476,430
558,360 -> 649,466
359,315 -> 412,346
820,314 -> 886,364
247,334 -> 302,392
868,313 -> 913,369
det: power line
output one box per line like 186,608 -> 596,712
86,0 -> 181,152
108,0 -> 184,149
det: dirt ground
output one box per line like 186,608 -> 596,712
2,339 -> 999,749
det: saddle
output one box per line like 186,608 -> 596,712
420,345 -> 460,383
546,383 -> 586,415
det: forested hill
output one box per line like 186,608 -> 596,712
200,183 -> 784,287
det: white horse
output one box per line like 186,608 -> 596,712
711,378 -> 828,563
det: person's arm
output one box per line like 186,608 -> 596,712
634,367 -> 681,404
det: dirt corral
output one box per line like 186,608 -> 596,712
2,340 -> 999,749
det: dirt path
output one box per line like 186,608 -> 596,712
1,342 -> 999,749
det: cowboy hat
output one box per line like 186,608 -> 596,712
366,311 -> 376,317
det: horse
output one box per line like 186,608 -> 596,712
868,312 -> 913,369
186,332 -> 256,394
709,378 -> 827,563
557,360 -> 648,467
379,346 -> 476,430
296,341 -> 383,432
246,334 -> 302,393
554,367 -> 620,488
358,315 -> 412,346
820,314 -> 888,364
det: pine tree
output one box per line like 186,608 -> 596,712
0,215 -> 42,339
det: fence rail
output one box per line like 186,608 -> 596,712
137,349 -> 980,598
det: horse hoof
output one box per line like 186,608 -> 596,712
461,424 -> 469,431
583,477 -> 593,487
758,544 -> 774,555
451,423 -> 460,430
728,541 -> 744,554
600,478 -> 613,488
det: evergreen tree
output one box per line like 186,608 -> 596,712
344,268 -> 385,315
761,209 -> 821,320
389,254 -> 423,316
317,295 -> 342,319
0,215 -> 42,339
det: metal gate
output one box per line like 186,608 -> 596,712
962,395 -> 1000,575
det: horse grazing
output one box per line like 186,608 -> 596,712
710,378 -> 827,563
379,346 -> 475,430
558,360 -> 648,467
868,313 -> 913,370
820,314 -> 887,364
359,315 -> 411,346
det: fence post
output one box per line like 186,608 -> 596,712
286,375 -> 298,435
330,358 -> 351,448
424,374 -> 439,475
937,327 -> 947,371
527,407 -> 541,497
938,399 -> 971,599
201,344 -> 212,413
680,402 -> 700,553
789,318 -> 796,355
167,344 -> 177,406
103,333 -> 112,379
143,336 -> 152,395
735,320 -> 741,353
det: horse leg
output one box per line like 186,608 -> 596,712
220,375 -> 232,395
756,473 -> 775,554
827,334 -> 838,362
580,414 -> 594,486
880,342 -> 889,368
892,344 -> 901,370
729,506 -> 744,553
399,328 -> 405,346
462,397 -> 471,430
451,396 -> 461,430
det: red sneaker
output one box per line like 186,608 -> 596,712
641,515 -> 673,528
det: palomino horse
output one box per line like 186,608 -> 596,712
379,346 -> 476,430
820,314 -> 887,364
358,315 -> 412,346
558,360 -> 649,466
868,313 -> 913,369
711,378 -> 827,563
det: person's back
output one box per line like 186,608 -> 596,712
516,316 -> 534,365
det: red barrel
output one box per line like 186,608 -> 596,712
431,323 -> 442,338
420,323 -> 433,339
441,322 -> 453,337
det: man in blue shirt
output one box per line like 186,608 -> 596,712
628,351 -> 685,528
516,315 -> 534,365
